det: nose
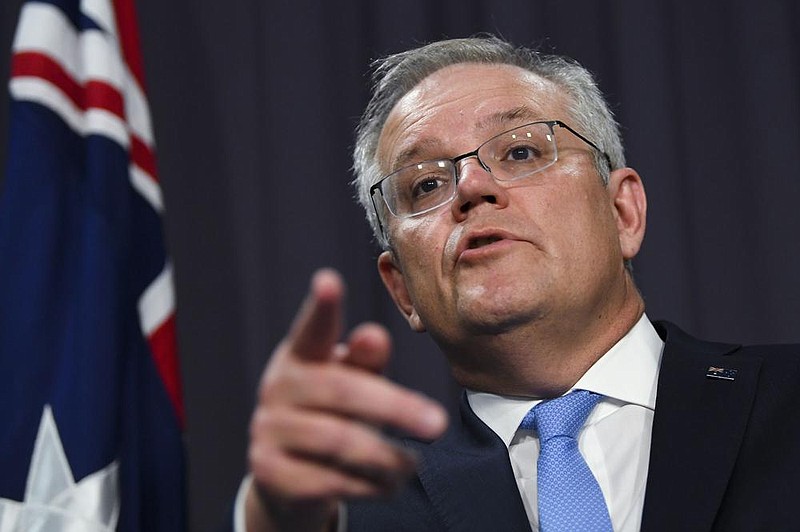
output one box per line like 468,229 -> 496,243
451,157 -> 509,219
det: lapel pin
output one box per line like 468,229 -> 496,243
706,366 -> 738,381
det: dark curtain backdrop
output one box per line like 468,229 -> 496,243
2,1 -> 799,530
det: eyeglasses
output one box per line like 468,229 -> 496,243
369,120 -> 610,231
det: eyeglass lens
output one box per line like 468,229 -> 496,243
380,121 -> 558,217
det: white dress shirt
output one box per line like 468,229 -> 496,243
467,314 -> 664,532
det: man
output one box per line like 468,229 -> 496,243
239,36 -> 800,531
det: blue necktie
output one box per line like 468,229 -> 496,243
519,390 -> 613,532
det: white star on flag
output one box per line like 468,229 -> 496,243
0,405 -> 119,532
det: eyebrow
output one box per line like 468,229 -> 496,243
389,106 -> 545,172
392,138 -> 445,171
474,106 -> 544,130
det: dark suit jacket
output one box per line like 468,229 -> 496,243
348,321 -> 800,531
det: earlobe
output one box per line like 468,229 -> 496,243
609,168 -> 647,261
377,251 -> 426,332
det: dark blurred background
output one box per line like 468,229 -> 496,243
2,1 -> 799,529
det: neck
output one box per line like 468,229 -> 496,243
443,274 -> 645,398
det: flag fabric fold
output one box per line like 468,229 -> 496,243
0,0 -> 185,530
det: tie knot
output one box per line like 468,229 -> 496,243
520,390 -> 601,442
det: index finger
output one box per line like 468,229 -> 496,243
286,268 -> 345,360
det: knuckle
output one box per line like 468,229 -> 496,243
248,445 -> 278,485
322,424 -> 387,470
249,404 -> 273,431
257,362 -> 310,404
321,423 -> 353,456
248,408 -> 291,449
321,369 -> 357,406
315,473 -> 349,497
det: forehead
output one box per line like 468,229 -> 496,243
377,63 -> 567,172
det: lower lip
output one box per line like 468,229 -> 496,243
458,239 -> 516,263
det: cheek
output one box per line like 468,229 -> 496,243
392,215 -> 455,304
390,212 -> 447,258
538,181 -> 616,261
571,193 -> 622,267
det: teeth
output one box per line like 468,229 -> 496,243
469,236 -> 500,249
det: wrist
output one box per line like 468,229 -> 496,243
245,480 -> 338,532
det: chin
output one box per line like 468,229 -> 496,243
457,297 -> 545,335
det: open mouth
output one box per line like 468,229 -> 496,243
468,235 -> 502,249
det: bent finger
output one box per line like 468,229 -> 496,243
278,365 -> 448,440
252,408 -> 417,480
342,322 -> 392,373
249,446 -> 395,501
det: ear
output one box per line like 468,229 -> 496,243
377,251 -> 426,332
608,167 -> 647,261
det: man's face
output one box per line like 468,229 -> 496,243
376,63 -> 643,358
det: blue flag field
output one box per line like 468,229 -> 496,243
0,0 -> 185,530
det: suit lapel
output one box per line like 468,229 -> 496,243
641,322 -> 761,532
411,395 -> 532,532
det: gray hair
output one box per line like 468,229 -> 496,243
353,35 -> 625,250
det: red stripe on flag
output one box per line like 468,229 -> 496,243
12,51 -> 125,118
12,51 -> 82,106
130,134 -> 158,182
85,80 -> 125,117
112,0 -> 146,89
147,314 -> 185,428
112,0 -> 184,426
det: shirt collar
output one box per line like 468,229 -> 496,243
466,314 -> 664,447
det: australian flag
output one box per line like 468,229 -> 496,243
0,0 -> 186,530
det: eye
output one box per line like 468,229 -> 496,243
411,176 -> 447,199
505,145 -> 542,161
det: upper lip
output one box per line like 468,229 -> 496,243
454,227 -> 520,261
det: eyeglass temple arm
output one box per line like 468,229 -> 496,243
553,121 -> 612,169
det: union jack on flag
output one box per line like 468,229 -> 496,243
0,0 -> 185,530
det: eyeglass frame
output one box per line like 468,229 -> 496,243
369,119 -> 612,235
